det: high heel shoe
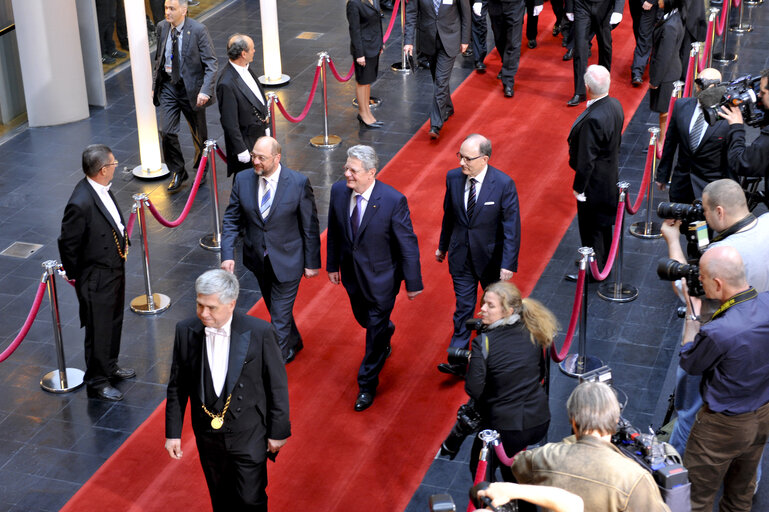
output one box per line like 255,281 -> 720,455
357,114 -> 383,129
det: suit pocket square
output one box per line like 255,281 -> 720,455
484,201 -> 495,205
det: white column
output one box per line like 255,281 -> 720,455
258,0 -> 290,86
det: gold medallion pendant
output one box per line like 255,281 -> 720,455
211,417 -> 224,429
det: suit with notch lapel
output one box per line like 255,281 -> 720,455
347,0 -> 384,59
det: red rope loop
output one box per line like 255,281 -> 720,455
683,54 -> 695,99
467,456 -> 489,511
493,443 -> 525,467
382,0 -> 401,43
626,142 -> 655,215
589,199 -> 626,281
550,267 -> 586,362
125,211 -> 136,239
716,0 -> 729,36
215,146 -> 228,165
146,155 -> 207,228
327,57 -> 355,82
699,19 -> 715,70
275,63 -> 323,123
0,280 -> 48,363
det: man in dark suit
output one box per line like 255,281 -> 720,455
567,65 -> 624,276
496,0 -> 543,98
657,68 -> 730,203
629,0 -> 659,86
216,34 -> 269,177
404,0 -> 471,139
435,134 -> 521,376
152,0 -> 217,192
326,145 -> 423,411
566,0 -> 624,106
58,144 -> 134,401
165,269 -> 290,511
221,136 -> 321,364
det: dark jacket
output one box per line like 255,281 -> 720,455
650,10 -> 684,87
347,0 -> 384,59
404,0 -> 472,58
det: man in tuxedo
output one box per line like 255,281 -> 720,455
221,136 -> 321,364
629,0 -> 659,86
656,68 -> 730,203
566,65 -> 624,276
216,34 -> 269,177
404,0 -> 471,139
58,144 -> 134,401
435,134 -> 521,377
326,145 -> 423,411
165,270 -> 290,511
152,0 -> 217,192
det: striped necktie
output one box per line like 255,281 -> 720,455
260,178 -> 272,217
467,178 -> 477,219
433,0 -> 441,15
689,110 -> 705,150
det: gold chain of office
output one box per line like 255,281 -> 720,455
201,393 -> 233,430
112,229 -> 128,260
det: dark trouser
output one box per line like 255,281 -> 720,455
78,266 -> 125,390
449,258 -> 498,349
679,29 -> 696,82
524,0 -> 539,41
158,77 -> 208,176
115,0 -> 128,48
252,255 -> 303,356
630,3 -> 658,77
576,200 -> 614,268
572,0 -> 613,96
427,36 -> 457,130
196,430 -> 268,512
348,290 -> 396,394
149,0 -> 165,25
95,0 -> 118,54
489,2 -> 509,61
471,0 -> 489,64
684,401 -> 769,512
499,0 -> 526,88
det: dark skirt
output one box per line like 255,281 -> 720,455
650,80 -> 675,113
353,54 -> 379,85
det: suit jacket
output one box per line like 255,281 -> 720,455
221,166 -> 321,282
649,10 -> 684,88
152,17 -> 218,109
165,313 -> 291,461
568,95 -> 624,219
658,97 -> 730,202
347,0 -> 384,59
681,0 -> 706,41
216,62 -> 269,176
404,0 -> 471,58
326,180 -> 423,305
438,166 -> 521,277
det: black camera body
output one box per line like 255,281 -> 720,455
657,258 -> 704,296
702,75 -> 765,128
440,400 -> 483,459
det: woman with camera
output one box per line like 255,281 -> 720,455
465,281 -> 558,492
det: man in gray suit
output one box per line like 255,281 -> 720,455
152,0 -> 218,192
221,136 -> 321,364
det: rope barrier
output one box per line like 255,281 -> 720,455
492,444 -> 525,468
126,211 -> 136,239
467,456 -> 489,511
146,154 -> 208,228
383,0 -> 401,43
716,0 -> 729,36
589,200 -> 626,281
327,57 -> 355,82
550,267 -> 586,363
699,21 -> 715,70
275,63 -> 323,123
682,53 -> 695,98
733,0 -> 740,8
627,144 -> 655,215
214,146 -> 227,165
0,279 -> 47,363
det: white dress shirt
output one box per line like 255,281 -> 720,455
87,177 -> 125,233
205,316 -> 233,397
229,61 -> 266,105
349,179 -> 376,220
259,164 -> 282,218
164,20 -> 185,74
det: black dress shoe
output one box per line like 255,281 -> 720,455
357,114 -> 383,129
437,363 -> 467,378
497,71 -> 502,80
168,171 -> 188,192
474,61 -> 486,72
553,23 -> 561,36
428,126 -> 441,139
462,47 -> 473,57
354,392 -> 374,411
87,385 -> 124,401
110,50 -> 127,59
563,48 -> 574,61
111,367 -> 136,380
567,94 -> 586,107
632,75 -> 643,87
102,55 -> 116,64
443,108 -> 455,122
527,39 -> 537,49
504,85 -> 514,98
283,348 -> 296,364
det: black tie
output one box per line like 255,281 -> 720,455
467,178 -> 477,219
351,194 -> 362,238
171,29 -> 180,84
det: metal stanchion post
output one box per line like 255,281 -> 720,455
478,430 -> 499,482
630,127 -> 663,239
691,42 -> 704,82
266,92 -> 277,138
713,1 -> 738,63
560,247 -> 604,377
730,0 -> 752,32
310,53 -> 342,149
130,194 -> 171,314
598,183 -> 639,303
707,8 -> 720,68
391,0 -> 411,73
40,261 -> 85,393
200,141 -> 222,252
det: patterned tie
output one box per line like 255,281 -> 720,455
467,178 -> 477,219
351,194 -> 363,238
260,178 -> 272,217
689,110 -> 705,150
433,0 -> 441,15
205,327 -> 228,338
171,28 -> 180,84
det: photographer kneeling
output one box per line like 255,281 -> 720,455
465,282 -> 558,498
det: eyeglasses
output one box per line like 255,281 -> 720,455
456,152 -> 484,162
250,153 -> 274,162
103,161 -> 119,168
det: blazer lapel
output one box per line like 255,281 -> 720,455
679,100 -> 698,150
247,171 -> 267,225
472,169 -> 495,224
356,181 -> 381,240
84,183 -> 122,239
224,315 -> 250,397
452,173 -> 469,223
266,169 -> 289,223
232,66 -> 267,114
189,321 -> 206,403
342,187 -> 355,241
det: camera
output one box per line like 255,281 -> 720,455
447,347 -> 471,366
656,200 -> 705,224
440,400 -> 483,459
657,258 -> 704,297
702,75 -> 765,128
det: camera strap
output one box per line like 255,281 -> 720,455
710,213 -> 756,243
711,286 -> 758,321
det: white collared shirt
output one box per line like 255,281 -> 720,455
349,179 -> 376,219
258,164 -> 281,218
229,61 -> 265,105
205,316 -> 233,397
586,93 -> 608,109
86,177 -> 125,233
465,165 -> 488,209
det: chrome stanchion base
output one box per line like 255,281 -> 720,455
629,221 -> 662,239
310,134 -> 342,148
391,62 -> 411,74
258,74 -> 290,87
40,368 -> 85,393
712,52 -> 738,63
352,96 -> 382,108
597,282 -> 639,303
130,293 -> 171,315
730,24 -> 753,33
746,0 -> 763,5
559,354 -> 604,377
199,234 -> 221,251
131,163 -> 170,180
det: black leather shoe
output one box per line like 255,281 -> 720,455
111,367 -> 136,380
428,126 -> 441,139
87,385 -> 124,401
463,47 -> 473,57
354,392 -> 374,411
527,39 -> 537,49
632,75 -> 643,87
553,23 -> 561,36
168,171 -> 188,192
357,114 -> 383,129
437,363 -> 467,378
504,85 -> 514,98
563,48 -> 574,61
567,94 -> 586,107
474,61 -> 486,73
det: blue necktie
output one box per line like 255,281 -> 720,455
351,194 -> 363,238
260,178 -> 272,217
433,0 -> 441,15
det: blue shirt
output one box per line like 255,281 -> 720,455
164,19 -> 185,74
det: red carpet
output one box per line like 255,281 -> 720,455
62,9 -> 647,512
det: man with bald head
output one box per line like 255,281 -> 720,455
679,245 -> 769,511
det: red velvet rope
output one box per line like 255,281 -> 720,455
699,18 -> 715,70
550,267 -> 586,363
589,199 -> 626,281
383,0 -> 401,43
0,280 -> 47,363
656,92 -> 678,159
275,63 -> 323,123
683,53 -> 695,99
125,211 -> 136,239
467,457 -> 489,511
146,155 -> 207,228
493,443 -> 525,467
733,0 -> 740,8
327,57 -> 355,82
627,140 -> 656,215
215,146 -> 227,165
716,0 -> 729,36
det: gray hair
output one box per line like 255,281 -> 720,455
227,34 -> 250,61
347,145 -> 378,172
82,144 -> 114,178
465,133 -> 492,158
195,269 -> 239,304
566,381 -> 620,437
584,65 -> 611,96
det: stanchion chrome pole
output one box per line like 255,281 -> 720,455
391,0 -> 411,73
730,0 -> 752,32
630,127 -> 663,239
560,247 -> 604,377
691,42 -> 704,82
310,53 -> 342,148
130,194 -> 171,314
266,92 -> 277,138
707,8 -> 720,68
745,0 -> 762,7
40,261 -> 85,393
478,430 -> 499,482
599,183 -> 639,303
713,1 -> 738,63
200,141 -> 222,252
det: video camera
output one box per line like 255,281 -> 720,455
702,75 -> 765,128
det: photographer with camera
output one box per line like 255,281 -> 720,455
678,246 -> 769,512
511,381 -> 670,511
464,281 -> 558,497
